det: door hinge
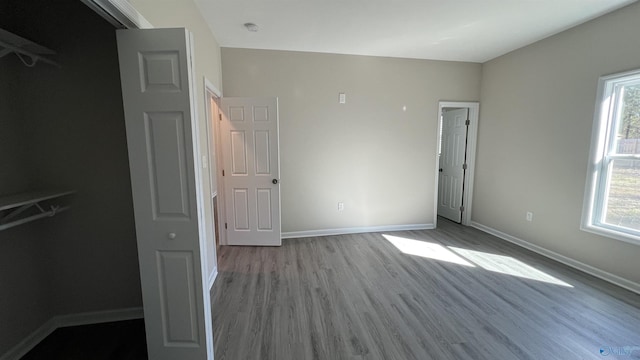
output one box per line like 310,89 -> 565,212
222,170 -> 225,176
465,119 -> 470,126
460,206 -> 465,212
219,113 -> 222,121
462,163 -> 468,170
225,223 -> 228,229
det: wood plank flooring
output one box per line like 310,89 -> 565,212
211,220 -> 640,360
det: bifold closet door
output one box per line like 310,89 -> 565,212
116,27 -> 213,360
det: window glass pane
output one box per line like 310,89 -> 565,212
615,84 -> 640,155
604,159 -> 640,231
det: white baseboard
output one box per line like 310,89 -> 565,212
208,266 -> 218,290
282,223 -> 435,239
55,307 -> 144,328
471,221 -> 640,295
0,307 -> 144,360
0,318 -> 58,360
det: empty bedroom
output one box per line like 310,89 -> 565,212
1,0 -> 639,359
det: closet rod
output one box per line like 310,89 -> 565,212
0,39 -> 61,68
0,206 -> 70,231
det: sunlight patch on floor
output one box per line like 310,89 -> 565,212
382,234 -> 475,267
448,247 -> 573,287
383,234 -> 573,287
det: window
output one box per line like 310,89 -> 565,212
582,69 -> 640,244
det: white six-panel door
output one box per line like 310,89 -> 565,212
438,108 -> 469,223
116,28 -> 213,360
220,97 -> 281,246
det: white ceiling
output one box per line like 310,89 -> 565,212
195,0 -> 636,63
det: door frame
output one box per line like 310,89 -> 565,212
81,0 -> 152,29
203,78 -> 228,246
434,101 -> 479,227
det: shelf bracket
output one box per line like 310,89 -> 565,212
0,191 -> 74,232
0,28 -> 61,68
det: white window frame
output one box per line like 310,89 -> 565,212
582,68 -> 640,246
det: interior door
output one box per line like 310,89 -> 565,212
220,97 -> 281,246
438,108 -> 469,223
116,28 -> 213,360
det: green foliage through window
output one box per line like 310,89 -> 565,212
620,85 -> 640,140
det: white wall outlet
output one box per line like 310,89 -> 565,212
526,211 -> 534,222
339,92 -> 346,104
338,202 -> 344,212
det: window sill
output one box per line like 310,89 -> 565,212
580,223 -> 640,246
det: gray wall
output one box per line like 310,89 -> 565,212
221,49 -> 481,233
0,1 -> 141,354
475,1 -> 640,284
0,57 -> 54,355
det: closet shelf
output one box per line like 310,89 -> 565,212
0,28 -> 60,68
0,190 -> 75,231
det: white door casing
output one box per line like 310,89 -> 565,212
205,83 -> 228,248
116,28 -> 213,359
438,108 -> 469,223
203,79 -> 221,286
434,101 -> 479,227
220,97 -> 281,246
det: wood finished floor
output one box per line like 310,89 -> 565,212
211,220 -> 640,360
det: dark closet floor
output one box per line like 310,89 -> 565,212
20,319 -> 147,360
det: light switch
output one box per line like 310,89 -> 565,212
339,92 -> 346,104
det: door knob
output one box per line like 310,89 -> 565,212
168,233 -> 177,240
272,179 -> 279,184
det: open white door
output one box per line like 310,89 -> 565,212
116,28 -> 213,359
438,108 -> 469,223
220,97 -> 281,246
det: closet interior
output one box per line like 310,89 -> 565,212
0,0 -> 142,356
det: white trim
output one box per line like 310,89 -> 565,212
433,118 -> 441,226
0,318 -> 57,360
435,101 -> 479,227
208,267 -> 219,290
202,78 -> 222,286
281,224 -> 434,239
204,80 -> 227,246
581,223 -> 640,246
186,34 -> 216,360
81,0 -> 152,29
471,222 -> 640,295
0,307 -> 144,360
55,307 -> 144,327
204,78 -> 222,98
581,68 -> 640,246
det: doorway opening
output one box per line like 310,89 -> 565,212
204,78 -> 225,252
435,101 -> 479,226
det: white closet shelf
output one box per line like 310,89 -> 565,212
0,190 -> 75,231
